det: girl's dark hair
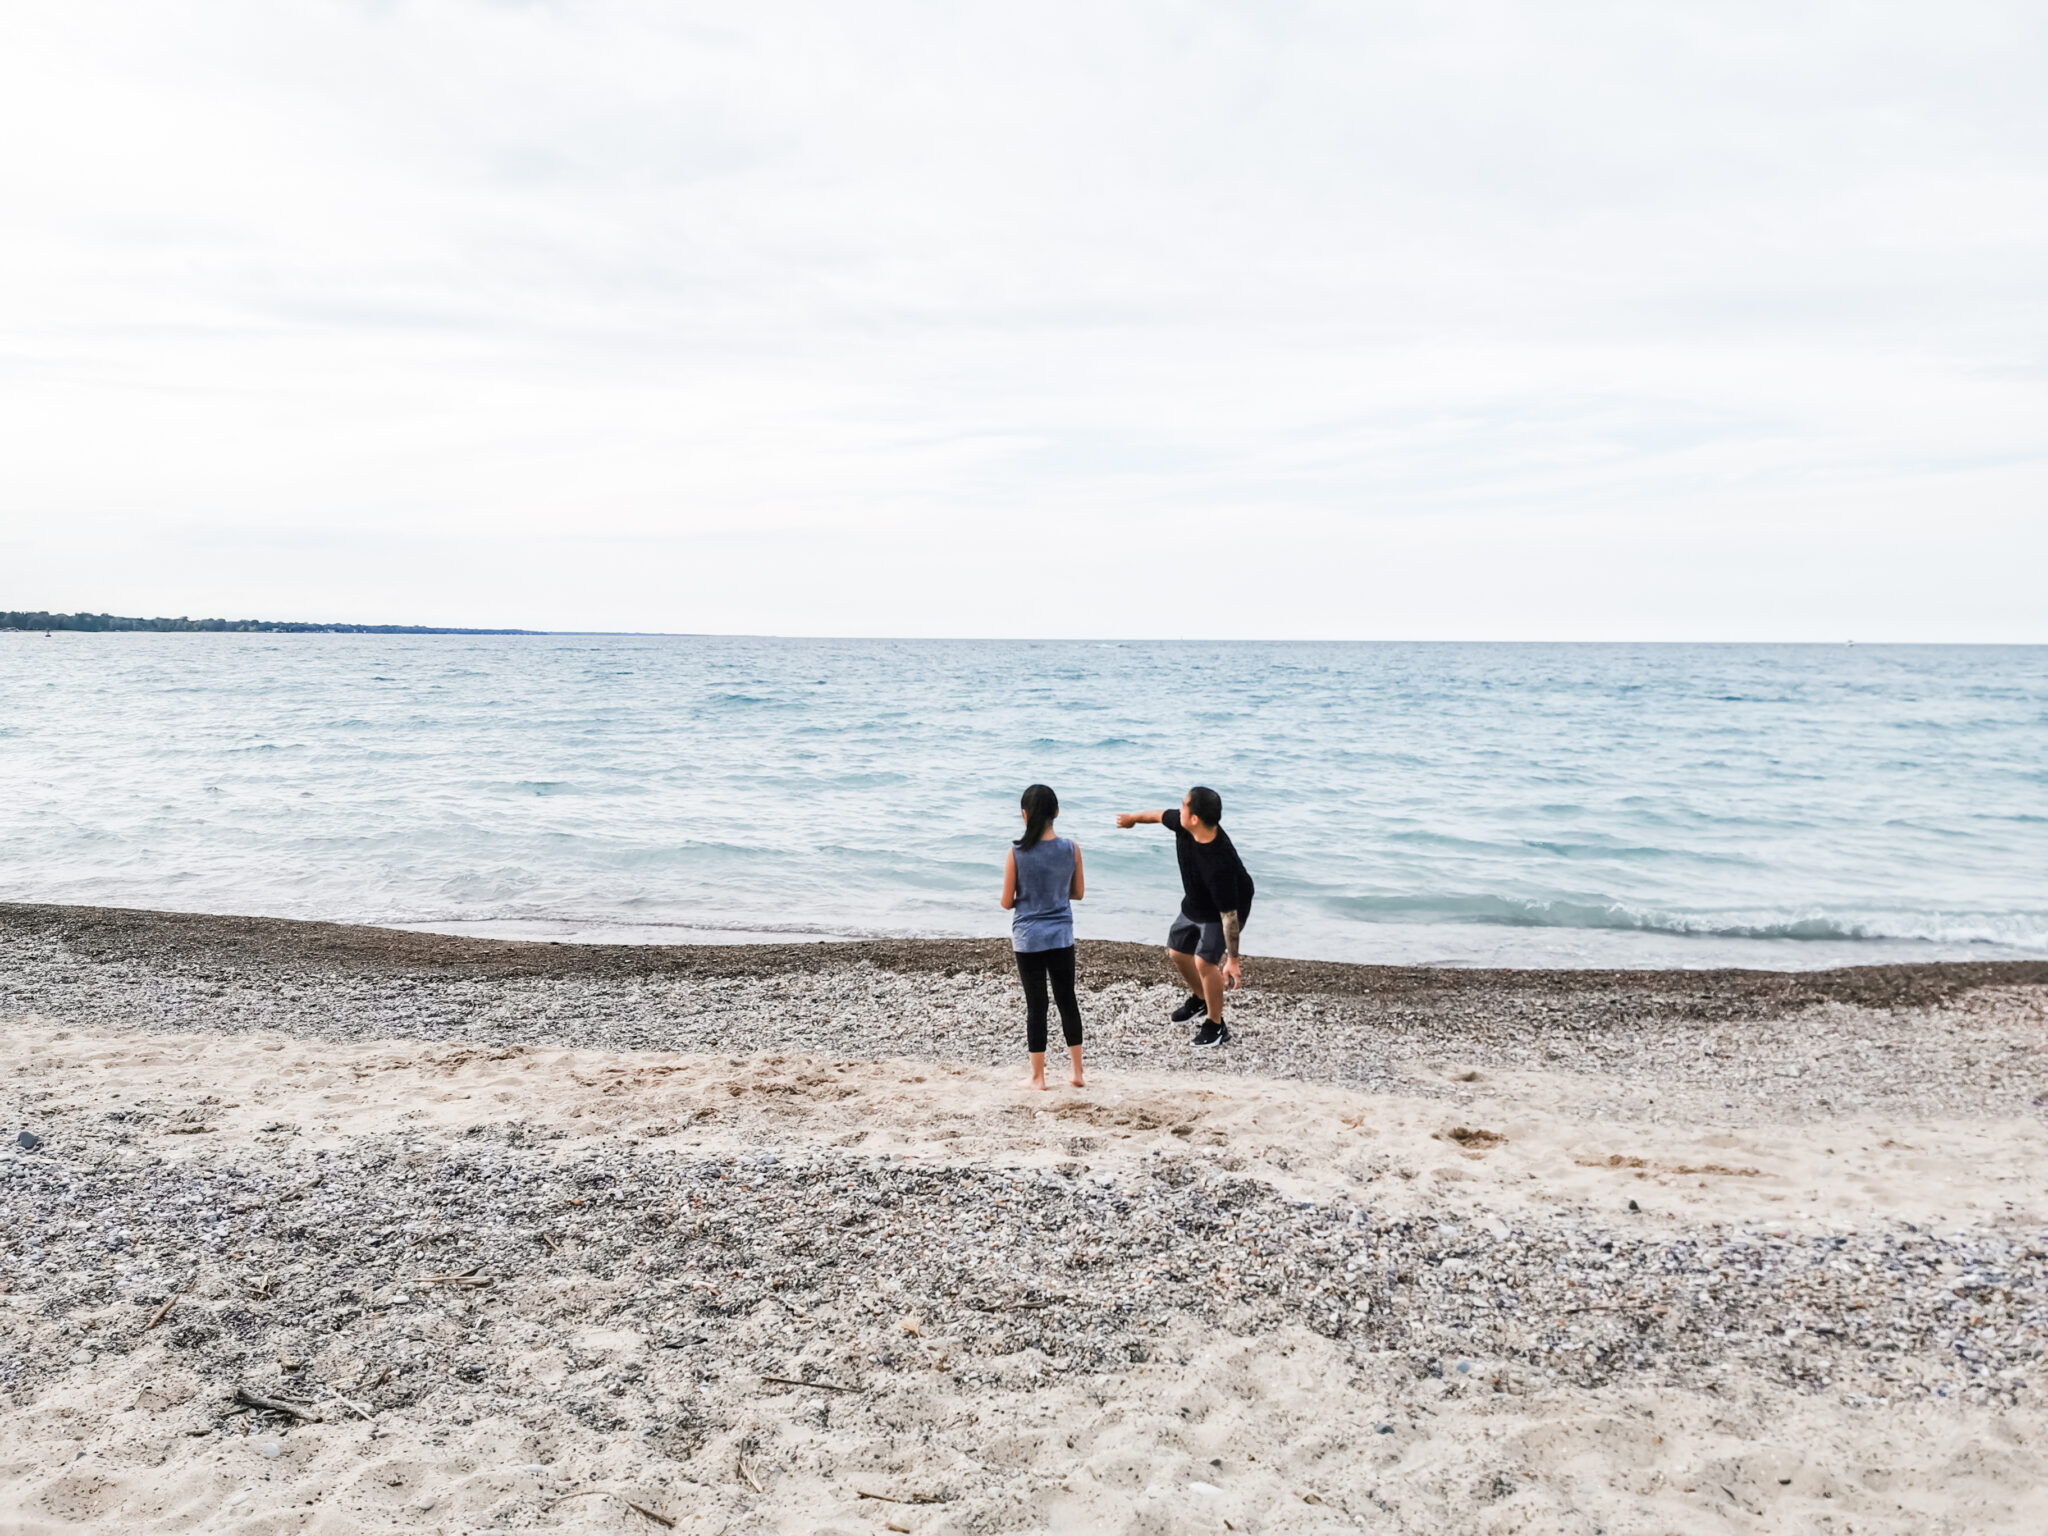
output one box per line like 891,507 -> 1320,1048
1016,784 -> 1059,850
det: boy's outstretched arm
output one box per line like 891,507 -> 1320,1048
1115,810 -> 1167,829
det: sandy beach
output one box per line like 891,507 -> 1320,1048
2,903 -> 2045,1533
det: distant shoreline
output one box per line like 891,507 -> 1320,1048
0,610 -> 537,634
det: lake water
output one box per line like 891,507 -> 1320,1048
2,633 -> 2043,969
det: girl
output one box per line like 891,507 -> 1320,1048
1000,783 -> 1085,1089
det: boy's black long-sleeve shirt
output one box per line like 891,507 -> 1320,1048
1162,807 -> 1254,926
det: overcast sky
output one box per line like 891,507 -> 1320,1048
2,2 -> 2043,639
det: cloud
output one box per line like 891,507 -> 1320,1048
1,1 -> 2043,637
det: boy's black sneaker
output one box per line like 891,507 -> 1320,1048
1192,1020 -> 1231,1049
1170,994 -> 1208,1023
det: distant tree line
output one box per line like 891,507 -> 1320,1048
1,611 -> 536,634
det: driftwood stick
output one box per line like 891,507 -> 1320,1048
144,1293 -> 180,1330
758,1374 -> 858,1394
233,1386 -> 322,1421
857,1489 -> 945,1504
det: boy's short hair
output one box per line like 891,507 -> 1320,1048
1187,785 -> 1223,825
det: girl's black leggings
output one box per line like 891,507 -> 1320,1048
1015,945 -> 1083,1052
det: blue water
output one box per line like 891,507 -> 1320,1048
1,634 -> 2044,969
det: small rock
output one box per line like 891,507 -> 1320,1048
259,1442 -> 282,1459
16,1131 -> 40,1151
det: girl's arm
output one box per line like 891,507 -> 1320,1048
1000,847 -> 1018,910
1070,842 -> 1085,900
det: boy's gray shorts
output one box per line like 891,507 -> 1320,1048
1167,914 -> 1225,965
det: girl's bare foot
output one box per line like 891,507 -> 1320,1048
1023,1076 -> 1049,1091
1069,1072 -> 1085,1088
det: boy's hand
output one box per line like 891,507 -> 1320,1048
1116,813 -> 1141,829
1222,956 -> 1242,990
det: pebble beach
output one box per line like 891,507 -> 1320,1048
3,902 -> 2046,1533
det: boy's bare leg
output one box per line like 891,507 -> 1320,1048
1197,958 -> 1228,1023
1168,948 -> 1204,995
1068,1045 -> 1084,1088
1024,1051 -> 1048,1090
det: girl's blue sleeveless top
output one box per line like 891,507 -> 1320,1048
1011,836 -> 1076,952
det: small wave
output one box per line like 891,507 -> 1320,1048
386,912 -> 922,942
1323,892 -> 2048,949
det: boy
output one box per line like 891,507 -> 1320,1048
1115,786 -> 1253,1047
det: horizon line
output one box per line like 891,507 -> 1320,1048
6,621 -> 2044,647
